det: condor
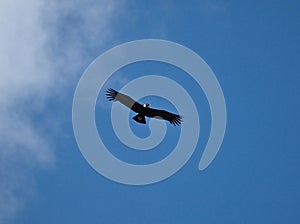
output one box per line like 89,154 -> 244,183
106,88 -> 183,126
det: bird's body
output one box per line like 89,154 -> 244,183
106,88 -> 182,126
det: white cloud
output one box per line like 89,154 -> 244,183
0,0 -> 120,222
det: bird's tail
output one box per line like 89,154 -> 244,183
132,114 -> 146,124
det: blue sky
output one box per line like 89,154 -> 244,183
1,0 -> 299,223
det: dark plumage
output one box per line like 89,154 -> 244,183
106,88 -> 183,126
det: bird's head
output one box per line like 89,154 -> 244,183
143,103 -> 150,107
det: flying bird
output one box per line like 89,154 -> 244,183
106,88 -> 183,126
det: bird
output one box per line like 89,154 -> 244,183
106,88 -> 183,126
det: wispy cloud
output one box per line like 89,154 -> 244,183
0,0 -> 120,222
198,0 -> 230,15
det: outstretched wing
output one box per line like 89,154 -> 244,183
144,108 -> 183,126
106,88 -> 144,113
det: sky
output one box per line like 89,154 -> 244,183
0,0 -> 299,223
